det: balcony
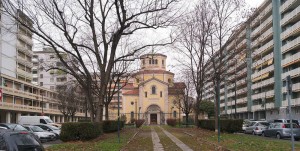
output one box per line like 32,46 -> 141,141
16,42 -> 33,57
282,82 -> 300,93
252,28 -> 273,48
281,22 -> 300,41
251,65 -> 274,80
17,57 -> 33,68
282,68 -> 300,79
252,52 -> 274,69
32,58 -> 39,63
281,5 -> 300,26
252,103 -> 275,111
236,88 -> 247,96
236,107 -> 247,112
251,3 -> 272,28
252,77 -> 275,90
282,51 -> 300,67
236,97 -> 247,104
252,40 -> 274,57
282,98 -> 300,106
281,0 -> 297,13
252,90 -> 274,100
17,68 -> 32,79
18,33 -> 33,46
282,36 -> 300,53
251,15 -> 273,38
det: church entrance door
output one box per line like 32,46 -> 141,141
150,114 -> 157,124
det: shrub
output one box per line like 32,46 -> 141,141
60,122 -> 102,142
135,119 -> 145,128
198,119 -> 243,133
166,119 -> 176,127
130,118 -> 136,124
103,120 -> 118,133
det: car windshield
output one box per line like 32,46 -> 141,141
7,125 -> 27,131
259,122 -> 269,126
48,125 -> 59,130
274,120 -> 283,123
249,122 -> 256,126
45,119 -> 54,123
30,126 -> 45,132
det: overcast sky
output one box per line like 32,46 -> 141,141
247,0 -> 264,8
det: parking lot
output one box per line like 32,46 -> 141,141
43,139 -> 63,148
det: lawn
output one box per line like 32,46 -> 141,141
47,128 -> 137,151
121,126 -> 153,151
154,126 -> 181,151
164,126 -> 300,151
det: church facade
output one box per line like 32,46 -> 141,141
121,54 -> 185,124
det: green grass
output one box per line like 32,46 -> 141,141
47,128 -> 136,151
208,133 -> 300,151
122,126 -> 153,151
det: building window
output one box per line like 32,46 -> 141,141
152,59 -> 155,64
131,111 -> 134,119
155,59 -> 158,64
142,60 -> 145,65
40,82 -> 43,86
160,91 -> 162,97
40,74 -> 43,78
145,92 -> 147,98
152,86 -> 156,94
50,86 -> 54,90
168,78 -> 171,83
162,60 -> 164,65
149,59 -> 152,64
173,111 -> 177,118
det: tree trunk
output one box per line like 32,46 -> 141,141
105,104 -> 109,120
185,114 -> 189,128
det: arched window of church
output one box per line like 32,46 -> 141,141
149,59 -> 152,64
152,86 -> 156,94
155,59 -> 158,64
162,60 -> 164,65
168,78 -> 171,83
152,59 -> 155,64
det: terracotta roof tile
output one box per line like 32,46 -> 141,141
123,89 -> 139,95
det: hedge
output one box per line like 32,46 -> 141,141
103,120 -> 125,133
198,119 -> 243,133
166,119 -> 176,127
60,122 -> 102,141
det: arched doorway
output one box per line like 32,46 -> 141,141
145,104 -> 164,125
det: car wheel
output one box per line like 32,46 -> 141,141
261,132 -> 265,137
252,131 -> 255,135
276,133 -> 281,139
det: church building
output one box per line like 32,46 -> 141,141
121,53 -> 185,124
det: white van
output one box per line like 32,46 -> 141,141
18,116 -> 61,127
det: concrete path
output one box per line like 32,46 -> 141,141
151,127 -> 164,151
159,126 -> 193,151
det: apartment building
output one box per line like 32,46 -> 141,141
0,9 -> 85,123
32,48 -> 73,90
203,0 -> 300,121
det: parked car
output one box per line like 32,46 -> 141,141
244,121 -> 270,135
242,119 -> 252,131
23,125 -> 56,142
0,123 -> 28,131
262,123 -> 300,140
34,124 -> 61,138
0,129 -> 44,151
273,119 -> 300,126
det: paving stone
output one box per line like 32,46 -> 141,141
151,127 -> 164,151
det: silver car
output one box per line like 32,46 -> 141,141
24,125 -> 56,142
34,124 -> 61,138
262,123 -> 300,140
244,121 -> 269,135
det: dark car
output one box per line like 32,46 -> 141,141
0,123 -> 28,131
0,129 -> 44,151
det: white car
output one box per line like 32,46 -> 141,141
34,124 -> 61,138
24,125 -> 56,142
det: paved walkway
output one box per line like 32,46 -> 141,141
159,126 -> 193,151
151,127 -> 164,151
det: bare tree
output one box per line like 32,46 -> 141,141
174,1 -> 214,124
56,82 -> 81,122
173,71 -> 194,127
205,0 -> 245,133
2,0 -> 180,122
